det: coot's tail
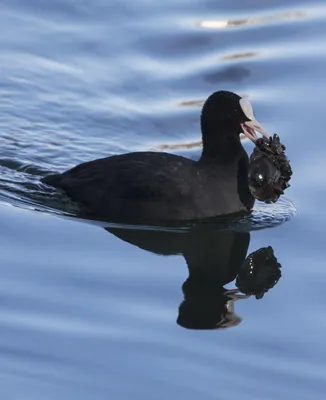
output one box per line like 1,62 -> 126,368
41,173 -> 62,187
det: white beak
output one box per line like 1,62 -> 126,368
241,117 -> 270,143
239,97 -> 270,143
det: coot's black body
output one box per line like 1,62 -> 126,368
43,150 -> 252,222
42,90 -> 269,223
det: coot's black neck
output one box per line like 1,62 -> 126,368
199,117 -> 245,164
198,117 -> 255,211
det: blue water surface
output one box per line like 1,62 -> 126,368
1,0 -> 326,399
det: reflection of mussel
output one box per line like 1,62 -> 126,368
236,246 -> 281,299
106,226 -> 282,330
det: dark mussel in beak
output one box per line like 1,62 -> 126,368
238,98 -> 292,203
248,155 -> 282,203
248,134 -> 292,203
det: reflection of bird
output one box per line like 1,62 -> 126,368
42,90 -> 269,224
106,226 -> 281,330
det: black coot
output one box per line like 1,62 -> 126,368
42,90 -> 269,223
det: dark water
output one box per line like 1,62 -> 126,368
1,0 -> 326,398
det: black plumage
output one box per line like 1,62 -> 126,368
42,90 -> 264,223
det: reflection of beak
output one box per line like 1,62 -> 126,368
241,117 -> 269,143
215,301 -> 242,329
224,289 -> 251,300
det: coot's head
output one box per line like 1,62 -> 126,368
201,90 -> 269,143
